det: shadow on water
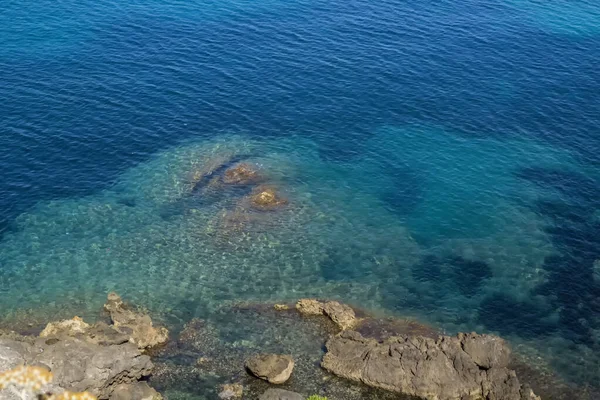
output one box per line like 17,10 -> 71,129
478,293 -> 557,338
377,159 -> 424,217
0,217 -> 14,242
513,166 -> 600,345
158,154 -> 258,220
315,128 -> 376,163
411,254 -> 492,297
516,167 -> 599,205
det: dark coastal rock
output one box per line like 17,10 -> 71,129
322,301 -> 357,330
0,336 -> 153,399
111,382 -> 163,400
259,388 -> 305,400
296,299 -> 357,330
218,383 -> 244,399
85,321 -> 131,346
147,301 -> 562,399
104,292 -> 169,350
0,294 -> 167,399
322,330 -> 540,400
246,354 -> 294,384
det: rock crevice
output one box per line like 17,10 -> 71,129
322,330 -> 540,400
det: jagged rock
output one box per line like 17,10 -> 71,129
258,389 -> 304,400
249,186 -> 288,210
104,293 -> 169,350
84,322 -> 131,346
40,317 -> 90,338
296,299 -> 357,330
223,163 -> 262,185
322,301 -> 357,330
460,332 -> 511,369
218,383 -> 244,399
321,330 -> 539,400
246,354 -> 294,384
112,382 -> 163,400
296,299 -> 324,315
0,336 -> 153,399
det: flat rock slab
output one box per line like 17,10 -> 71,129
259,389 -> 305,400
246,354 -> 294,384
322,330 -> 540,400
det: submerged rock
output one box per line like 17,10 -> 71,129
246,354 -> 294,384
218,383 -> 244,399
249,186 -> 288,210
223,163 -> 262,185
259,389 -> 304,400
322,330 -> 539,400
296,299 -> 357,330
104,293 -> 169,350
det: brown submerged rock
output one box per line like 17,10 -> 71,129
223,163 -> 262,185
104,293 -> 168,350
246,354 -> 295,384
249,186 -> 288,210
259,389 -> 304,400
322,330 -> 540,400
218,383 -> 244,399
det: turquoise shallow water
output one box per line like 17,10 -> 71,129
2,0 -> 600,395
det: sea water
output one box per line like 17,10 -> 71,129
1,0 -> 600,396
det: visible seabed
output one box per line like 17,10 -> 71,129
1,127 -> 599,394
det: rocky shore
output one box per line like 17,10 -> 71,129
0,294 -> 579,400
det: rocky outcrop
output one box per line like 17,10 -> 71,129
246,354 -> 294,384
0,294 -> 168,399
322,330 -> 540,400
258,389 -> 304,400
0,335 -> 153,399
103,293 -> 169,350
40,316 -> 90,338
37,294 -> 168,351
296,299 -> 357,330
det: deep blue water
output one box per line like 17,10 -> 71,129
2,0 -> 600,394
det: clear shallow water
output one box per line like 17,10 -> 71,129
1,0 -> 600,394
